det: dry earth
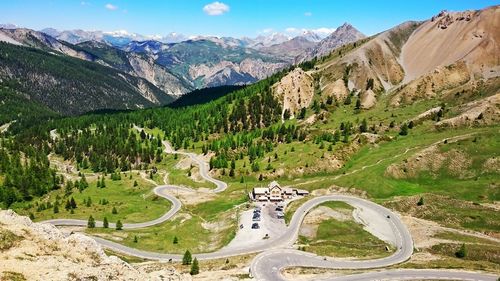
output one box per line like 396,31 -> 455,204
0,210 -> 184,281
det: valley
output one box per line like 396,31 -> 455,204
0,3 -> 499,281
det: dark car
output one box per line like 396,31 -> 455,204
251,223 -> 260,229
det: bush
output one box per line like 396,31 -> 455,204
417,197 -> 424,206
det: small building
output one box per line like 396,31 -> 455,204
250,181 -> 308,202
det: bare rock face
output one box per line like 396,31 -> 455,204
128,54 -> 189,97
359,89 -> 376,109
0,210 -> 184,281
322,79 -> 349,102
271,68 -> 314,118
297,23 -> 366,63
189,59 -> 287,88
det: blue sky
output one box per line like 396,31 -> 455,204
0,0 -> 497,38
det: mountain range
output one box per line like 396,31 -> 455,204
0,22 -> 365,115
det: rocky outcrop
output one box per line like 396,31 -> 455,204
390,61 -> 471,106
189,59 -> 287,87
359,89 -> 376,109
297,23 -> 366,62
128,53 -> 190,97
322,79 -> 349,102
0,210 -> 185,281
271,68 -> 314,118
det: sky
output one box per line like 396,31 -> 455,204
0,0 -> 497,38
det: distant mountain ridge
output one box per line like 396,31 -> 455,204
296,23 -> 366,62
0,22 -> 368,115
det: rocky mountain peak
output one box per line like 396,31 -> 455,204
295,23 -> 366,63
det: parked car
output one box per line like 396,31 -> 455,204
252,216 -> 261,221
251,223 -> 260,229
240,224 -> 244,229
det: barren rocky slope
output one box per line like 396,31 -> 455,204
273,6 -> 499,115
296,23 -> 366,63
0,210 -> 185,281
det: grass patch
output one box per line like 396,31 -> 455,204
384,194 -> 500,233
333,126 -> 499,201
299,218 -> 391,259
320,201 -> 353,211
104,249 -> 149,263
14,172 -> 170,224
429,243 -> 500,264
0,229 -> 22,251
284,197 -> 309,224
88,193 -> 246,254
433,231 -> 499,245
1,272 -> 26,281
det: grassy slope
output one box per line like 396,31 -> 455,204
14,173 -> 170,224
298,202 -> 391,258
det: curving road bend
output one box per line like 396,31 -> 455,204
42,185 -> 181,229
79,195 -> 413,263
162,141 -> 227,193
42,140 -> 225,229
41,136 -> 498,281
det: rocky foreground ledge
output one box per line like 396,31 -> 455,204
0,210 -> 185,281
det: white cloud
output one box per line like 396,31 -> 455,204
203,2 -> 230,16
285,27 -> 298,33
105,3 -> 118,11
81,1 -> 90,6
304,12 -> 312,16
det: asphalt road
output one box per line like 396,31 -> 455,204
41,136 -> 498,281
42,185 -> 181,229
68,195 -> 413,262
321,270 -> 498,281
43,140 -> 225,229
162,140 -> 227,192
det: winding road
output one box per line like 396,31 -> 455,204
42,139 -> 498,281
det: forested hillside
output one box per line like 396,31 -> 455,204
0,42 -> 174,115
0,7 -> 498,231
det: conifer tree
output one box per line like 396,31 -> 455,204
87,215 -> 95,228
190,257 -> 199,275
182,250 -> 192,265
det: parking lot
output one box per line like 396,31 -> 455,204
221,201 -> 287,251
